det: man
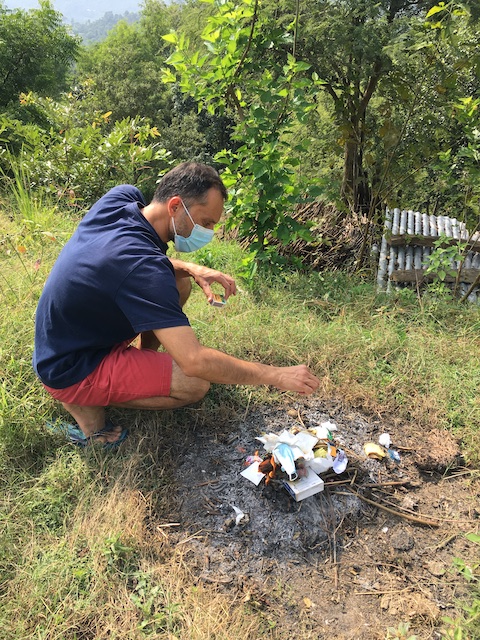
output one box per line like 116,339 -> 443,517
33,162 -> 320,445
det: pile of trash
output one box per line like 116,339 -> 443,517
241,421 -> 348,501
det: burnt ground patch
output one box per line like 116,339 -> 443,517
152,397 -> 478,639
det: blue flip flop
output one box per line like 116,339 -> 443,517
46,419 -> 128,449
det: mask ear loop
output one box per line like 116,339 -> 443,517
180,199 -> 195,228
172,199 -> 192,239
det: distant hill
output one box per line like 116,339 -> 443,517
5,0 -> 141,23
71,11 -> 139,43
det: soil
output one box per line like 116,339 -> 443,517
161,397 -> 479,640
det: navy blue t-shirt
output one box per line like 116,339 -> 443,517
33,185 -> 189,388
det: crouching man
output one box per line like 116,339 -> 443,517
33,162 -> 320,445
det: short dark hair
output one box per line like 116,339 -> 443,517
153,162 -> 228,205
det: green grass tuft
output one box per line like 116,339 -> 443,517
1,190 -> 480,638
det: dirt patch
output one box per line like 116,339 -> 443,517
160,397 -> 479,639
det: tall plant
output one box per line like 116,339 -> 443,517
0,91 -> 171,207
162,0 -> 320,275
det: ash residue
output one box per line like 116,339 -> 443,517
164,399 -> 414,579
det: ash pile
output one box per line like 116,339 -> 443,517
165,402 -> 412,580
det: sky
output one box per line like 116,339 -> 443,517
4,0 -> 141,22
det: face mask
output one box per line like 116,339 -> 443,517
172,199 -> 214,252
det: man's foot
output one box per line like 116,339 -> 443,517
47,420 -> 128,448
83,421 -> 124,443
83,421 -> 128,447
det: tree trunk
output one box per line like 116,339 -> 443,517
341,134 -> 371,215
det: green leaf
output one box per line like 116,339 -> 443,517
161,32 -> 178,44
294,61 -> 311,72
425,4 -> 445,19
161,69 -> 177,84
466,533 -> 480,545
251,161 -> 268,179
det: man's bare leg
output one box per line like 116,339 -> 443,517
112,361 -> 210,410
59,403 -> 123,443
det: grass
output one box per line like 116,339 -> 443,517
0,189 -> 479,638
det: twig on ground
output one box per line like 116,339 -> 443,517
425,533 -> 458,551
339,487 -> 440,527
296,409 -> 306,428
195,479 -> 220,487
363,480 -> 411,488
354,587 -> 411,596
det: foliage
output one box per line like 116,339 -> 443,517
129,571 -> 183,634
75,0 -> 231,164
265,0 -> 480,223
407,1 -> 480,220
266,0 -> 431,214
76,18 -> 171,125
0,92 -> 171,206
424,235 -> 468,282
161,87 -> 237,166
386,621 -> 418,640
163,0 -> 321,274
0,1 -> 79,108
434,96 -> 480,223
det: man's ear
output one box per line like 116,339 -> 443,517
167,196 -> 182,217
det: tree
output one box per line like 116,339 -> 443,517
268,0 -> 432,215
77,0 -> 235,164
70,11 -> 139,45
76,18 -> 172,125
418,2 -> 480,220
0,1 -> 79,108
266,0 -> 479,224
163,0 -> 319,274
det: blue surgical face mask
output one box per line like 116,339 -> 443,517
172,199 -> 214,252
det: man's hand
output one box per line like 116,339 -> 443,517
170,259 -> 236,303
274,364 -> 320,395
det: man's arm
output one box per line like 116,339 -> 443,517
169,258 -> 237,304
154,325 -> 320,395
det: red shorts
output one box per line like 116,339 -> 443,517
43,341 -> 173,406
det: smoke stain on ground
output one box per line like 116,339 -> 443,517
159,398 -> 478,639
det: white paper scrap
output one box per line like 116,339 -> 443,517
311,421 -> 338,439
332,450 -> 348,474
308,456 -> 334,474
291,431 -> 318,455
231,505 -> 247,525
240,461 -> 265,486
378,433 -> 392,448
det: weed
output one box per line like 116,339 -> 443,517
130,571 -> 183,635
386,621 -> 418,639
441,534 -> 480,640
103,533 -> 137,575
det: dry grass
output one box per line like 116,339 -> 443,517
1,198 -> 480,638
1,445 -> 264,639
